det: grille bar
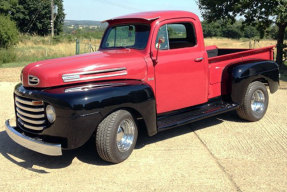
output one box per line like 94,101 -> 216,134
15,97 -> 43,106
15,102 -> 44,112
16,108 -> 45,119
17,113 -> 45,125
17,118 -> 44,131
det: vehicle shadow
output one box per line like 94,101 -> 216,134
135,111 -> 241,149
0,112 -> 241,173
0,131 -> 110,173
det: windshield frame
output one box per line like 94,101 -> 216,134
99,23 -> 151,50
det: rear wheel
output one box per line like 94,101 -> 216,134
96,110 -> 138,163
236,81 -> 269,121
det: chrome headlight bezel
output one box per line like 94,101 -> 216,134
46,105 -> 56,123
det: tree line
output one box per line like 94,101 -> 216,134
198,0 -> 287,68
202,20 -> 287,40
0,0 -> 65,48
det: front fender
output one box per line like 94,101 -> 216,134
44,80 -> 156,148
231,60 -> 279,104
14,80 -> 157,149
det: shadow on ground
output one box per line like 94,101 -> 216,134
0,112 -> 241,173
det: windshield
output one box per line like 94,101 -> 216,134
100,24 -> 150,50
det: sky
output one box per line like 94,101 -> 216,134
63,0 -> 202,21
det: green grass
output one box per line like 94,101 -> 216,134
0,61 -> 32,68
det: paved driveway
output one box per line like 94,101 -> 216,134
0,80 -> 286,192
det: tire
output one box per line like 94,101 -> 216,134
236,81 -> 269,122
96,110 -> 138,163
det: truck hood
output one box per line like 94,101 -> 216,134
22,49 -> 147,88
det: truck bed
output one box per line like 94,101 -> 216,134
205,45 -> 275,99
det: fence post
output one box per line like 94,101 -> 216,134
76,39 -> 80,55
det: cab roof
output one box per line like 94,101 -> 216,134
103,10 -> 199,24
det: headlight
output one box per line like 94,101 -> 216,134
46,105 -> 56,123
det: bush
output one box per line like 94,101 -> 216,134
0,48 -> 17,65
243,25 -> 260,38
221,24 -> 243,39
202,21 -> 222,37
0,15 -> 19,48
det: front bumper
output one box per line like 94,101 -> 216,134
5,119 -> 62,156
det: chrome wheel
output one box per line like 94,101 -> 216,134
116,119 -> 135,152
251,90 -> 265,113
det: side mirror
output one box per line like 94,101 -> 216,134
153,37 -> 164,65
156,37 -> 164,49
158,37 -> 164,44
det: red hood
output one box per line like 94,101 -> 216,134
22,49 -> 147,88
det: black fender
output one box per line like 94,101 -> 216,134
230,60 -> 279,104
14,80 -> 157,150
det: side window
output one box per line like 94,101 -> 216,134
155,23 -> 197,50
167,24 -> 187,39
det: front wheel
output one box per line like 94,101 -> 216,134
236,81 -> 269,122
96,110 -> 138,163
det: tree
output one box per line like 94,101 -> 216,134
243,25 -> 260,39
0,15 -> 19,48
221,22 -> 243,39
202,20 -> 223,37
0,0 -> 65,36
198,0 -> 287,68
0,0 -> 18,16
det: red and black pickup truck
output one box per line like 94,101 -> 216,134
5,11 -> 279,163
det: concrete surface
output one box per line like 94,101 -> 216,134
0,78 -> 286,192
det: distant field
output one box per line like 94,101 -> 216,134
0,36 -> 101,68
204,38 -> 277,49
0,36 -> 283,68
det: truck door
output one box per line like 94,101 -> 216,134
152,19 -> 208,113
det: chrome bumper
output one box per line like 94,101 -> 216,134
5,120 -> 62,156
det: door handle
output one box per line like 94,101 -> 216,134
194,57 -> 204,62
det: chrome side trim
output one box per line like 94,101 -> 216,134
63,67 -> 127,76
15,102 -> 44,112
64,82 -> 126,93
17,113 -> 45,125
62,68 -> 128,82
16,108 -> 45,119
5,120 -> 62,156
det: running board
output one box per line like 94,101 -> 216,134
157,101 -> 238,131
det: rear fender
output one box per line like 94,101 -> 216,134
231,60 -> 279,104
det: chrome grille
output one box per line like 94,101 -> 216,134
15,95 -> 46,131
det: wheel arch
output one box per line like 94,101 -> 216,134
86,80 -> 157,137
99,106 -> 151,137
229,60 -> 279,104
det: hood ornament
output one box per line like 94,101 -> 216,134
28,75 -> 40,86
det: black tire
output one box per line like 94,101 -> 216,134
96,110 -> 138,163
236,81 -> 269,122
